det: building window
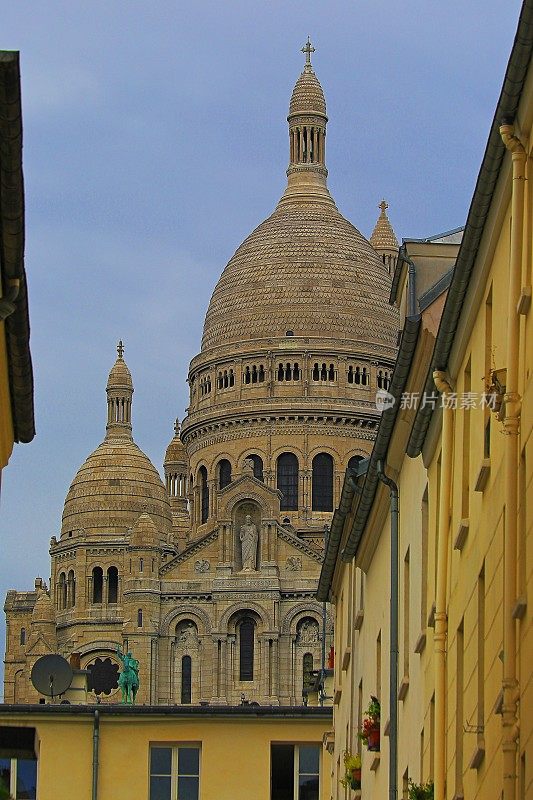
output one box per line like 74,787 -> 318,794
199,466 -> 209,524
137,609 -> 143,628
58,572 -> 67,610
239,616 -> 255,681
0,757 -> 37,800
20,628 -> 26,646
271,744 -> 320,800
277,453 -> 299,511
107,566 -> 118,603
181,655 -> 192,704
248,454 -> 264,482
218,459 -> 232,490
92,567 -> 103,604
150,746 -> 200,800
67,569 -> 76,607
86,657 -> 119,696
312,453 -> 333,511
302,653 -> 314,695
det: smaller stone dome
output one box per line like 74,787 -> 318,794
289,67 -> 326,117
164,419 -> 187,465
129,512 -> 159,548
370,200 -> 398,251
31,590 -> 55,626
107,340 -> 133,390
288,38 -> 326,118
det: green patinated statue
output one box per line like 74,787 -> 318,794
116,644 -> 139,704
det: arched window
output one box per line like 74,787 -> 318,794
199,466 -> 209,524
312,453 -> 334,511
68,569 -> 76,607
244,366 -> 251,384
58,572 -> 67,610
20,627 -> 26,646
181,655 -> 192,704
248,454 -> 264,482
218,459 -> 232,490
107,566 -> 118,603
293,363 -> 300,380
303,652 -> 314,694
312,363 -> 320,381
348,365 -> 354,384
239,617 -> 255,681
277,364 -> 284,381
258,365 -> 265,382
92,567 -> 103,604
137,608 -> 143,628
277,453 -> 299,511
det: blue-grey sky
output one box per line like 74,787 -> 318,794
0,0 -> 523,692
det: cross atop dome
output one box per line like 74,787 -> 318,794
379,200 -> 389,213
117,339 -> 124,359
302,37 -> 315,68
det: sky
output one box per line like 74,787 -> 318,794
0,0 -> 524,693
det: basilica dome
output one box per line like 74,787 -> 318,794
60,345 -> 172,539
201,44 -> 397,357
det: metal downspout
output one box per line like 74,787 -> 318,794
405,257 -> 417,317
499,121 -> 525,800
92,708 -> 100,800
377,460 -> 398,800
432,371 -> 454,800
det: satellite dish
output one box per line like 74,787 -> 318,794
31,654 -> 73,698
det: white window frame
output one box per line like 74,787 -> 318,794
271,742 -> 321,800
149,743 -> 201,800
0,756 -> 37,799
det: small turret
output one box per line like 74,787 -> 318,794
370,200 -> 399,275
163,419 -> 190,549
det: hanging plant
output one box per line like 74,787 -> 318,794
358,696 -> 380,751
340,751 -> 362,791
408,779 -> 434,800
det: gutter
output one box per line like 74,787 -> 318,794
342,315 -> 421,561
316,464 -> 367,601
407,0 -> 533,457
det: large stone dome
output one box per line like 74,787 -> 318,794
201,197 -> 397,354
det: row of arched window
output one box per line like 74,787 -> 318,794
172,615 -> 319,702
195,363 -> 390,395
195,452 -> 367,521
217,369 -> 235,389
91,566 -> 119,605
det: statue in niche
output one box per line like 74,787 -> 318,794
176,621 -> 198,647
297,619 -> 320,644
239,514 -> 259,571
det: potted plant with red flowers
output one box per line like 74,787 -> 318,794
359,696 -> 380,751
340,751 -> 362,791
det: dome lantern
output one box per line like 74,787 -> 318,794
106,340 -> 133,438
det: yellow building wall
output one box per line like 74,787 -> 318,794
1,712 -> 332,800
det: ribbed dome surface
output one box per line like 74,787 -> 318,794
107,357 -> 132,389
61,437 -> 172,538
289,67 -> 326,116
201,202 -> 398,352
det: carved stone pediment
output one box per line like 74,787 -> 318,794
217,475 -> 282,519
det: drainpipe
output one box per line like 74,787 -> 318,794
404,257 -> 417,318
377,460 -> 398,800
499,121 -> 525,800
432,370 -> 454,800
92,708 -> 100,800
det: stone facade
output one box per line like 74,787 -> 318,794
3,43 -> 398,706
